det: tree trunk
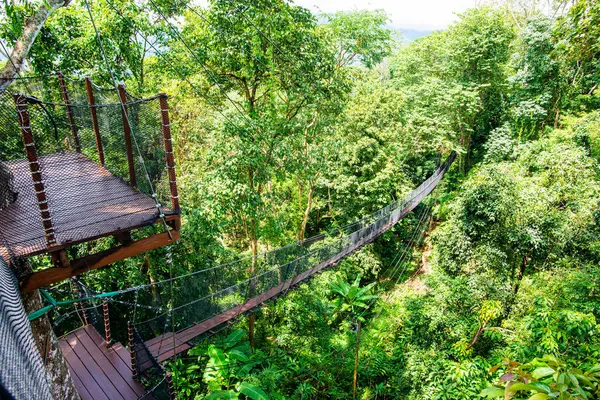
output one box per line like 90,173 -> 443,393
468,324 -> 485,348
248,229 -> 258,348
297,181 -> 314,242
0,0 -> 71,93
0,161 -> 17,210
353,320 -> 361,399
22,287 -> 79,400
513,255 -> 528,296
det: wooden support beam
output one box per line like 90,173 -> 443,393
57,72 -> 81,152
13,94 -> 57,248
85,77 -> 105,166
19,230 -> 179,293
159,93 -> 180,214
118,84 -> 136,187
113,231 -> 132,245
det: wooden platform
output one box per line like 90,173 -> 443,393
0,152 -> 173,259
60,325 -> 147,400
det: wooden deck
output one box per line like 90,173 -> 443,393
0,152 -> 172,260
60,325 -> 147,400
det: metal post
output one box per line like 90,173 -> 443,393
118,84 -> 136,187
56,72 -> 81,152
103,301 -> 112,347
166,371 -> 176,400
13,94 -> 57,248
127,321 -> 139,381
85,78 -> 105,166
158,94 -> 180,213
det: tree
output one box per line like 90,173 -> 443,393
0,0 -> 71,92
321,9 -> 394,68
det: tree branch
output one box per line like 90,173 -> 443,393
0,0 -> 71,94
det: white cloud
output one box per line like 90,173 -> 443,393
291,0 -> 478,30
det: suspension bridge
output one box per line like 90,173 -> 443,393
0,0 -> 459,398
50,151 -> 454,400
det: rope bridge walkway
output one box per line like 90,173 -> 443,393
44,151 -> 455,400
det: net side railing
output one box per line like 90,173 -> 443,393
0,80 -> 179,258
127,151 -> 456,373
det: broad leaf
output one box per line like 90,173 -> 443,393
532,367 -> 555,380
238,382 -> 269,400
206,390 -> 239,399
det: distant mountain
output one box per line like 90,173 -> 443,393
397,28 -> 434,43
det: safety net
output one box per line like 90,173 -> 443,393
0,75 -> 178,261
44,151 -> 456,379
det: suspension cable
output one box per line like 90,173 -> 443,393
82,0 -> 172,239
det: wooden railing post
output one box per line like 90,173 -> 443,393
103,301 -> 112,347
128,321 -> 139,381
13,94 -> 57,248
118,84 -> 136,187
85,78 -> 105,166
56,72 -> 81,152
166,371 -> 176,400
158,94 -> 180,214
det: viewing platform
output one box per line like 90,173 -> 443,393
0,77 -> 181,292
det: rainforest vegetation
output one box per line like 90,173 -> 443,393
2,0 -> 600,398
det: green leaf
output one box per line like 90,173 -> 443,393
528,394 -> 549,400
206,390 -> 239,399
479,386 -> 504,398
228,350 -> 249,362
532,367 -> 555,380
224,330 -> 246,348
528,382 -> 552,393
208,345 -> 228,374
508,383 -> 538,392
238,382 -> 269,400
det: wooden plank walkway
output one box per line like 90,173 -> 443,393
60,325 -> 147,400
0,152 -> 173,259
146,206 -> 416,364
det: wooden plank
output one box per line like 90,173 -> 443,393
1,152 -> 179,259
84,327 -> 146,397
60,335 -> 110,400
74,327 -> 140,400
3,201 -> 157,243
69,369 -> 94,400
66,330 -> 125,400
20,230 -> 179,292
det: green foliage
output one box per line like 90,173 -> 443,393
482,355 -> 600,399
329,275 -> 378,323
8,0 -> 600,398
321,9 -> 394,68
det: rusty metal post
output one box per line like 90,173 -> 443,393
56,72 -> 81,152
118,84 -> 136,187
103,301 -> 112,347
128,321 -> 139,381
158,94 -> 180,213
85,78 -> 105,166
166,371 -> 176,400
13,94 -> 57,248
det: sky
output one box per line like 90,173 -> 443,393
292,0 -> 479,30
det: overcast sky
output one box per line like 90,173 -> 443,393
292,0 -> 479,30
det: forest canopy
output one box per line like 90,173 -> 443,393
1,0 -> 600,398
